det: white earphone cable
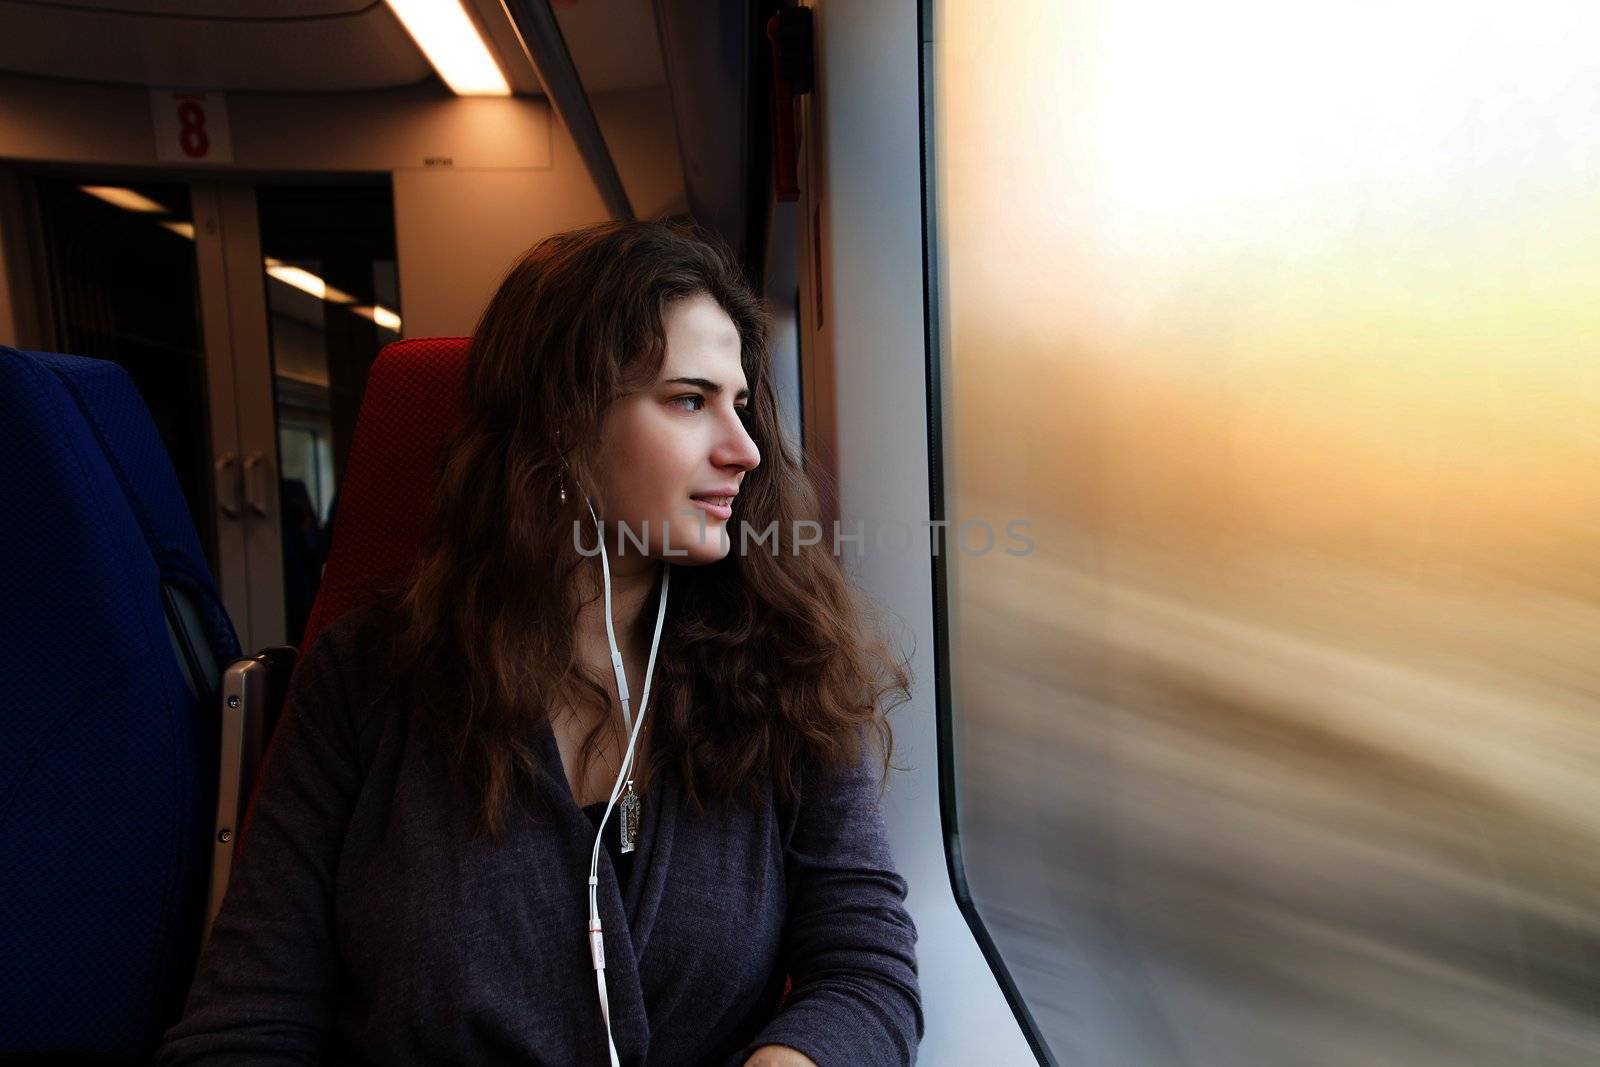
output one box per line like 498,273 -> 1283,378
582,500 -> 670,1067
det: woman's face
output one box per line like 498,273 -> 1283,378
591,293 -> 762,567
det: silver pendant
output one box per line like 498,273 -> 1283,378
620,780 -> 641,854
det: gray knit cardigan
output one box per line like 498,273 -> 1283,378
158,607 -> 922,1065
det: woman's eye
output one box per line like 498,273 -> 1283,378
671,395 -> 750,421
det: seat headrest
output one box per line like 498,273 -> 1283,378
298,337 -> 470,652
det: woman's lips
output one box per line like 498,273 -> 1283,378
688,496 -> 734,521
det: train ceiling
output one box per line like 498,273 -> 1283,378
0,0 -> 666,95
0,0 -> 762,277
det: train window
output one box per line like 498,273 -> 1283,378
256,182 -> 399,645
926,1 -> 1600,1064
768,284 -> 803,461
33,177 -> 217,571
761,199 -> 805,462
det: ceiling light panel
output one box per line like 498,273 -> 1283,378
385,0 -> 511,96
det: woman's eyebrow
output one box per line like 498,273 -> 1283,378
664,376 -> 751,401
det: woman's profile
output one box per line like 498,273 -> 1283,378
159,220 -> 923,1066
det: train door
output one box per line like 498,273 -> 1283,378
24,172 -> 396,650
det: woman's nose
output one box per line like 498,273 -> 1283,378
715,412 -> 761,472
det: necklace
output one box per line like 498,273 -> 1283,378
619,778 -> 641,853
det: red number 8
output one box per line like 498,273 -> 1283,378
177,101 -> 210,158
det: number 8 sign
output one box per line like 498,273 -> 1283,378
151,90 -> 234,164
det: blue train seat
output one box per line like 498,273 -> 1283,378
0,347 -> 239,1060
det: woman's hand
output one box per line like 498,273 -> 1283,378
742,1044 -> 819,1067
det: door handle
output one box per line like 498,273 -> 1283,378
214,452 -> 241,520
242,451 -> 272,519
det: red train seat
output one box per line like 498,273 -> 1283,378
299,336 -> 471,653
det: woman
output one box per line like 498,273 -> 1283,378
159,221 -> 922,1066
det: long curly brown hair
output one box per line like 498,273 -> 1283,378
382,219 -> 908,837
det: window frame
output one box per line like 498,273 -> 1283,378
916,2 -> 1063,1064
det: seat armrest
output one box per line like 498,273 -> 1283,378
204,646 -> 297,946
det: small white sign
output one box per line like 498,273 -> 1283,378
151,89 -> 234,164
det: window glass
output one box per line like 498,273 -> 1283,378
257,182 -> 398,646
930,3 -> 1600,1064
